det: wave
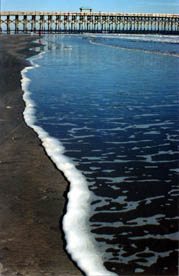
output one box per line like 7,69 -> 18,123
85,34 -> 179,57
84,33 -> 179,44
21,47 -> 117,276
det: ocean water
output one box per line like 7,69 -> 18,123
21,34 -> 179,275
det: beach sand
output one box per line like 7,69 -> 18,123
0,35 -> 83,276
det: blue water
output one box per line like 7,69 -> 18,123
26,34 -> 179,275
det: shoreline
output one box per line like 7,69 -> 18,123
0,35 -> 82,275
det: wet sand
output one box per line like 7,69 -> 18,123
0,35 -> 83,276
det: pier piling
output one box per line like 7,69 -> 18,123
0,11 -> 178,34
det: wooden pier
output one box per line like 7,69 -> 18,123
0,11 -> 179,34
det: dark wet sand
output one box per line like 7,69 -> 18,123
0,35 -> 82,276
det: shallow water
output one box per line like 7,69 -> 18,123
23,34 -> 179,275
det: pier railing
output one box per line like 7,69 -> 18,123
0,11 -> 179,34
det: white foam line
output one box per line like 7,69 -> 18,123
86,33 -> 179,44
127,214 -> 166,226
129,231 -> 179,241
21,49 -> 117,276
88,38 -> 179,57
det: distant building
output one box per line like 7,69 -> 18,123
80,7 -> 92,12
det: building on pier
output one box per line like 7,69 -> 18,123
0,11 -> 179,34
80,7 -> 92,13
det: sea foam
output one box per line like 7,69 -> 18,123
21,48 -> 117,276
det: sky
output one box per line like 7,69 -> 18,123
1,0 -> 179,14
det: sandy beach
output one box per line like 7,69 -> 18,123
0,35 -> 82,276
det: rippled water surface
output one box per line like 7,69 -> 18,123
27,34 -> 179,275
